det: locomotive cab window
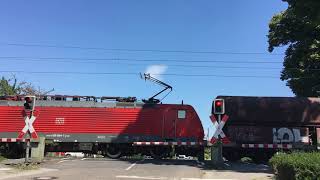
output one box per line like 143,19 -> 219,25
178,110 -> 186,119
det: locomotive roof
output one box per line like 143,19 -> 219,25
0,95 -> 191,108
0,100 -> 145,108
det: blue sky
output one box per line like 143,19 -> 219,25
0,0 -> 290,138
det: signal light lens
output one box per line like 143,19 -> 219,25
215,101 -> 222,107
213,99 -> 225,114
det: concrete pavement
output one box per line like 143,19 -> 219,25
0,158 -> 274,180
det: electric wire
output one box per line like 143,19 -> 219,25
0,56 -> 281,64
0,43 -> 284,55
1,57 -> 319,71
0,70 -> 292,79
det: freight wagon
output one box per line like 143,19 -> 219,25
0,95 -> 204,159
215,96 -> 320,162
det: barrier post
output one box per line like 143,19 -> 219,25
211,114 -> 223,166
31,137 -> 45,162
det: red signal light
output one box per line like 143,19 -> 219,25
215,101 -> 222,107
213,99 -> 225,114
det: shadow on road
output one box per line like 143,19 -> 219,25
117,158 -> 272,174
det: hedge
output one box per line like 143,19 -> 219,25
269,152 -> 320,180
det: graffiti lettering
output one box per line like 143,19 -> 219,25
273,128 -> 302,143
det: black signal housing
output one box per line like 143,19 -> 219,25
213,99 -> 225,114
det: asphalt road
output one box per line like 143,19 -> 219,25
3,158 -> 274,180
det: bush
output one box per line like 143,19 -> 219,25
204,147 -> 211,160
269,152 -> 320,180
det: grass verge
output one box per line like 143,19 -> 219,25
12,162 -> 40,171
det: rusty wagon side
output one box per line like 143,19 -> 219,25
214,96 -> 320,162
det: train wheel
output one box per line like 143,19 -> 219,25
105,145 -> 122,159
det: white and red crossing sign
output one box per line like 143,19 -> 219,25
17,111 -> 38,139
210,114 -> 230,144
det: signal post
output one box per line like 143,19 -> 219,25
210,99 -> 225,166
22,96 -> 44,163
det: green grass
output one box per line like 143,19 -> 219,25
12,163 -> 40,170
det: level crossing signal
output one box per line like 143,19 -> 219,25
213,99 -> 225,114
24,96 -> 35,111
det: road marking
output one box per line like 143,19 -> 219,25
0,168 -> 12,171
125,159 -> 144,171
116,175 -> 167,179
125,162 -> 137,170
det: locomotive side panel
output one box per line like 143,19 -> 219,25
0,105 -> 164,142
0,103 -> 204,143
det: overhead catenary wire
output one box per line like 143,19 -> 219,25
0,42 -> 284,55
0,56 -> 282,64
0,70 -> 296,79
1,70 -> 315,79
2,57 -> 320,71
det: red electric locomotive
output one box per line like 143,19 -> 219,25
0,95 -> 204,158
0,74 -> 205,159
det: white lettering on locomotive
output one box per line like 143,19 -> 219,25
55,118 -> 65,125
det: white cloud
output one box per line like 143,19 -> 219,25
145,65 -> 168,80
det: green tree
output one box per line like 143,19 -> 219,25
0,76 -> 24,96
268,0 -> 320,97
0,76 -> 53,96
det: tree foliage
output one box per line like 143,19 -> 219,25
0,76 -> 52,96
268,0 -> 320,97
